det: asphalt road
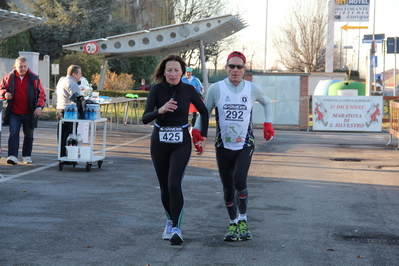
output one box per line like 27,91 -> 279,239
1,121 -> 398,266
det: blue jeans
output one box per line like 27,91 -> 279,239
8,112 -> 34,158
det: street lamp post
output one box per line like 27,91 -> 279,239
366,0 -> 377,96
264,0 -> 268,72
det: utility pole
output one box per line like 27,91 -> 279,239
325,0 -> 335,73
366,0 -> 377,96
263,0 -> 268,73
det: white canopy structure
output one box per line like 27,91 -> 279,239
62,14 -> 247,90
0,9 -> 43,40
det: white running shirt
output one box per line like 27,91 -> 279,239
216,80 -> 252,151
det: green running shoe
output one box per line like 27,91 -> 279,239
224,223 -> 238,241
238,220 -> 253,241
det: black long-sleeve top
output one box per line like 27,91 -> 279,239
142,81 -> 209,138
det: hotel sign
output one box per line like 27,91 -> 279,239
334,0 -> 370,22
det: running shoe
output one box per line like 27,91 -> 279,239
7,156 -> 18,165
170,227 -> 183,245
237,220 -> 252,241
224,223 -> 238,241
22,156 -> 32,164
162,221 -> 173,240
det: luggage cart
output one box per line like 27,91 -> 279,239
58,118 -> 107,172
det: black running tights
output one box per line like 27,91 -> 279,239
216,146 -> 254,220
150,128 -> 191,228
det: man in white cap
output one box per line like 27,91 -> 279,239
192,51 -> 274,241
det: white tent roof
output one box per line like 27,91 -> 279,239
63,14 -> 247,59
0,9 -> 43,40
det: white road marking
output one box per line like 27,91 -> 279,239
0,134 -> 151,182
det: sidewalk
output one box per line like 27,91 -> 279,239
1,121 -> 399,265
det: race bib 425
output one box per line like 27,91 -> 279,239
159,126 -> 183,143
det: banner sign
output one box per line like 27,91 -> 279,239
51,64 -> 59,75
312,96 -> 383,131
334,0 -> 370,22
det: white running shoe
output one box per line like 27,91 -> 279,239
22,156 -> 32,164
162,220 -> 173,240
170,227 -> 183,245
7,156 -> 18,165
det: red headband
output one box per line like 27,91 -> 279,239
227,51 -> 246,63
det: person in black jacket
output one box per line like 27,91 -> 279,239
142,54 -> 208,245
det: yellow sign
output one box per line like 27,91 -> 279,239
341,24 -> 369,31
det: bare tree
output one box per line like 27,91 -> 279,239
240,39 -> 265,71
272,0 -> 328,72
115,0 -> 237,71
172,0 -> 232,69
173,0 -> 227,23
115,0 -> 176,30
208,35 -> 238,72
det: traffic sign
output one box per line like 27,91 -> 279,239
51,64 -> 59,75
370,56 -> 378,67
362,34 -> 385,43
387,37 -> 399,54
363,40 -> 383,44
83,42 -> 99,54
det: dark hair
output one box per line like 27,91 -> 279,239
15,57 -> 28,65
67,65 -> 81,76
152,54 -> 186,84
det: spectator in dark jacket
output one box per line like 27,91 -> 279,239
0,56 -> 46,165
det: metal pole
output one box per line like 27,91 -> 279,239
340,29 -> 343,69
357,27 -> 360,70
199,40 -> 209,93
371,0 -> 377,94
263,0 -> 268,72
325,0 -> 335,72
366,0 -> 376,96
98,59 -> 109,91
345,30 -> 348,67
383,39 -> 386,95
372,0 -> 376,93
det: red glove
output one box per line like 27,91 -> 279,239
263,123 -> 274,141
191,129 -> 204,152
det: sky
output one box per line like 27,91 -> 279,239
228,0 -> 399,77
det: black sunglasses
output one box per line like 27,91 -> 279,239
227,64 -> 245,70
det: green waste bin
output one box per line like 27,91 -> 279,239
328,80 -> 366,96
